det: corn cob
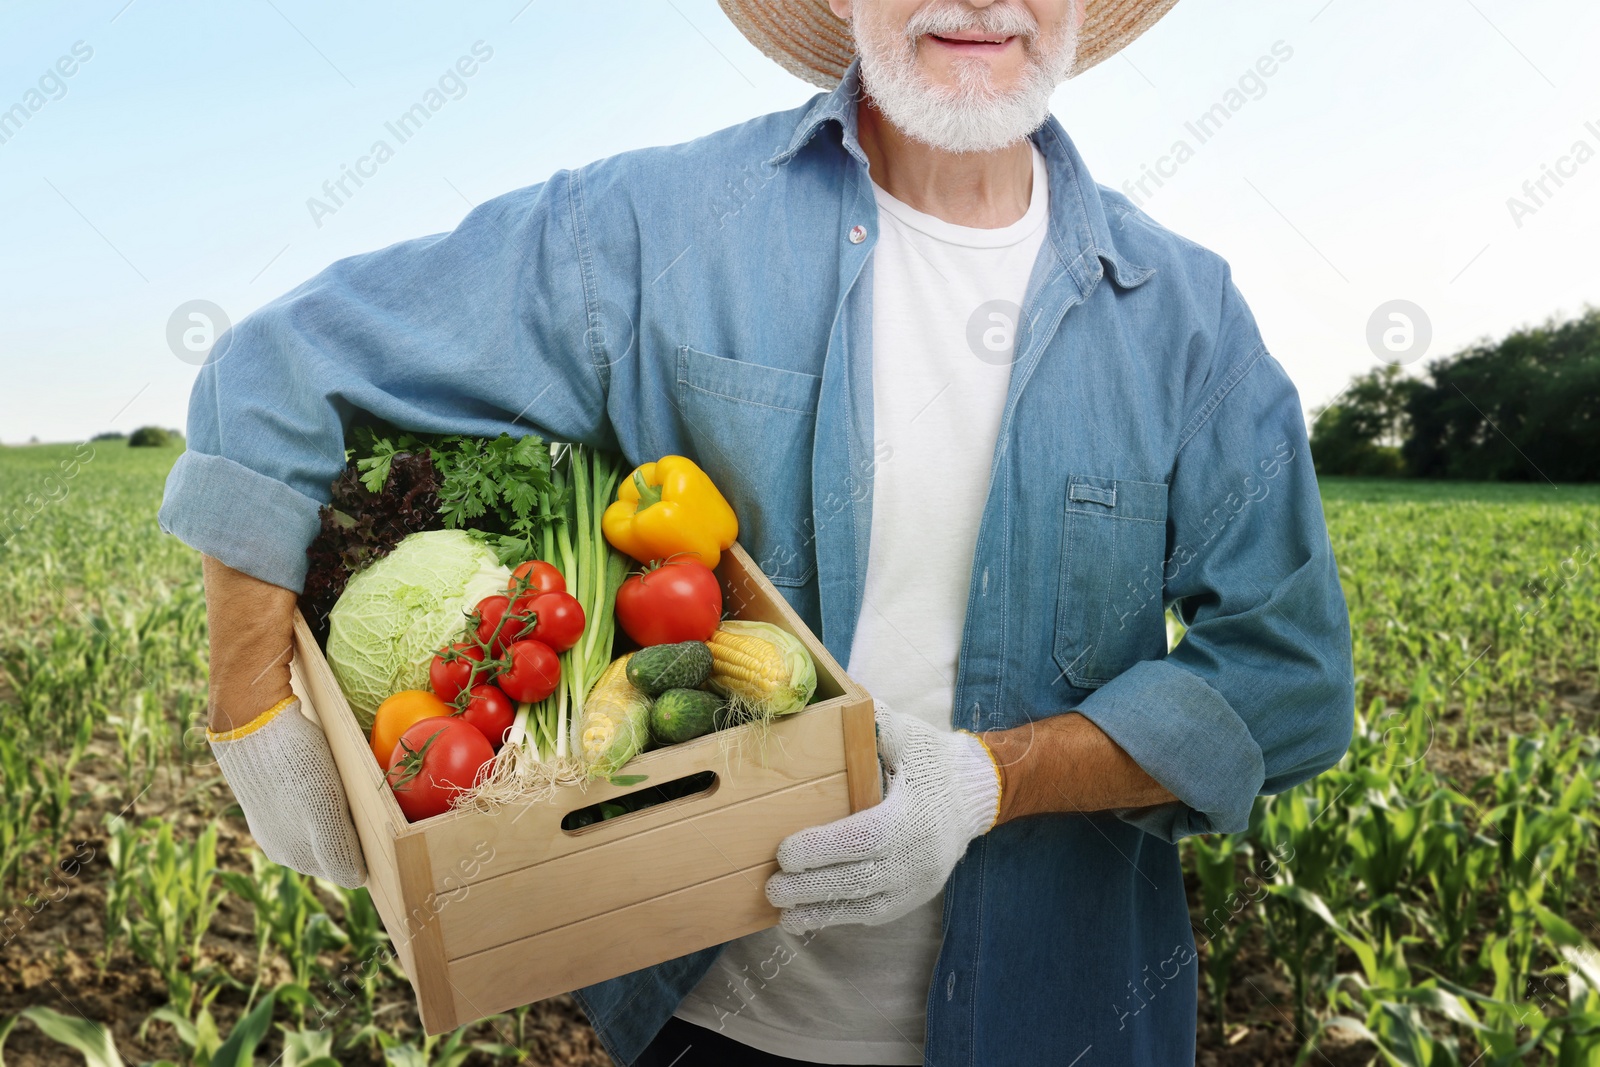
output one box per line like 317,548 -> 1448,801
706,621 -> 817,716
580,653 -> 651,777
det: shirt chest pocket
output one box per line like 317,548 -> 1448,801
1053,475 -> 1171,689
675,346 -> 821,587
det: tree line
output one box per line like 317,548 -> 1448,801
1310,307 -> 1599,482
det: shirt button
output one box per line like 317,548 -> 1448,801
848,224 -> 867,244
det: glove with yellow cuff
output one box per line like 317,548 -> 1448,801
765,700 -> 1003,933
208,696 -> 367,889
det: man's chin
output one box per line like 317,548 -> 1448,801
919,59 -> 1029,98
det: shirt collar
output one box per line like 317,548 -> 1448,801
767,56 -> 1154,292
766,56 -> 871,170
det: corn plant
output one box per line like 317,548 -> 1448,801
0,731 -> 45,892
11,996 -> 284,1067
0,1006 -> 126,1067
217,850 -> 346,1015
141,988 -> 279,1067
1255,780 -> 1351,1033
1186,831 -> 1254,1043
315,883 -> 395,1027
104,817 -> 224,1012
1412,798 -> 1495,976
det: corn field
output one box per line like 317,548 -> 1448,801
1,443 -> 1597,1066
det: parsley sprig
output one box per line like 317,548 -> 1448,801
350,425 -> 565,566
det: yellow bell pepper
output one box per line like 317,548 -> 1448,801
602,455 -> 738,569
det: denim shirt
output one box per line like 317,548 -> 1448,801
161,58 -> 1354,1067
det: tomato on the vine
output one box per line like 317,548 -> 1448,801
615,559 -> 722,646
429,641 -> 485,703
474,594 -> 532,654
508,560 -> 565,596
511,590 -> 585,653
458,683 -> 515,749
497,639 -> 561,703
385,716 -> 494,822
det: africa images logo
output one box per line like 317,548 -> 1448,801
306,41 -> 494,228
1120,41 -> 1295,209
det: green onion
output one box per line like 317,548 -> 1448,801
501,445 -> 628,767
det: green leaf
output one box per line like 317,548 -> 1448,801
0,1014 -> 16,1067
210,989 -> 277,1067
383,1044 -> 428,1067
608,774 -> 648,787
1395,986 -> 1481,1029
1534,903 -> 1600,993
503,479 -> 540,521
339,1023 -> 399,1054
138,1007 -> 198,1051
279,1026 -> 339,1067
17,1008 -> 125,1067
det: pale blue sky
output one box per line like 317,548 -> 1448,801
2,0 -> 1597,443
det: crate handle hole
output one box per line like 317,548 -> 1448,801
559,770 -> 719,834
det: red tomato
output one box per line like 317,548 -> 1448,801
513,591 -> 585,653
474,594 -> 532,654
497,639 -> 561,703
458,683 -> 515,749
385,717 -> 494,822
615,560 -> 723,647
429,641 -> 485,703
508,560 -> 566,596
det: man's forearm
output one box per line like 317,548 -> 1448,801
982,712 -> 1178,825
202,554 -> 298,733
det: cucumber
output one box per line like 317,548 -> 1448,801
649,688 -> 726,745
626,641 -> 713,696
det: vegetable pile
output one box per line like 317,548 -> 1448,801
310,433 -> 821,823
324,530 -> 509,732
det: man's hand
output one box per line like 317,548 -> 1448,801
763,701 -> 1182,934
984,711 -> 1178,823
202,555 -> 366,889
765,702 -> 1000,933
202,554 -> 297,732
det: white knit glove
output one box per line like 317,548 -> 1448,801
765,701 -> 1002,933
208,697 -> 367,889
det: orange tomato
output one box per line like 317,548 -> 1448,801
371,690 -> 452,765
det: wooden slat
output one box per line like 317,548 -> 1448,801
440,861 -> 782,1032
719,542 -> 858,702
395,833 -> 458,1034
416,697 -> 850,892
716,543 -> 880,812
435,772 -> 848,958
288,614 -> 413,957
840,696 -> 882,812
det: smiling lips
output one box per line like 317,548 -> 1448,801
925,32 -> 1019,54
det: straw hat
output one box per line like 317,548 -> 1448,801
718,0 -> 1181,88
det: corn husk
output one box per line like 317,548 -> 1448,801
707,621 -> 816,717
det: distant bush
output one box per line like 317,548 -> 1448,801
1310,364 -> 1418,478
1404,309 -> 1600,482
91,431 -> 126,442
1314,307 -> 1600,482
128,426 -> 171,448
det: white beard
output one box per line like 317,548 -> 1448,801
854,1 -> 1080,154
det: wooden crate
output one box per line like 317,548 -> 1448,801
288,542 -> 880,1034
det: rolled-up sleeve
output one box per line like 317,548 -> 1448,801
1072,273 -> 1356,841
158,168 -> 613,592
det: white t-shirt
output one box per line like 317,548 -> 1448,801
674,143 -> 1050,1064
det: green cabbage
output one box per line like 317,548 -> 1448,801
326,529 -> 510,731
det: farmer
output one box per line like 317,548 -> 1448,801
163,0 -> 1356,1063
